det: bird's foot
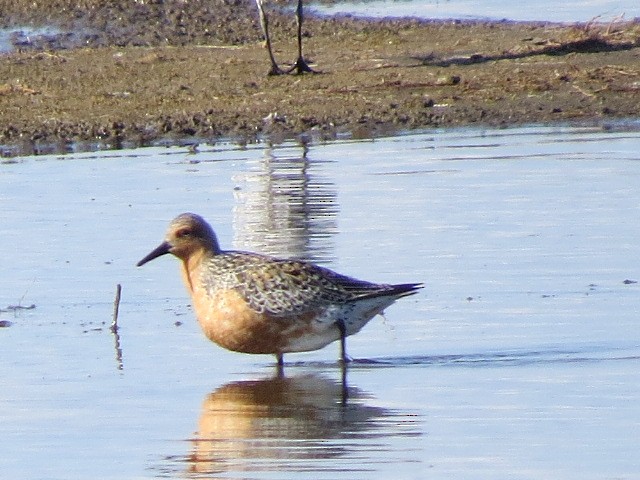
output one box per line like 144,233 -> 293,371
267,64 -> 286,76
285,57 -> 319,75
338,354 -> 353,366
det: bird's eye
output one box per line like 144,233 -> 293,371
176,228 -> 191,238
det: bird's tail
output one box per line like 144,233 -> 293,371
388,282 -> 424,298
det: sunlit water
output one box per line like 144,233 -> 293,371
1,124 -> 640,479
312,0 -> 639,23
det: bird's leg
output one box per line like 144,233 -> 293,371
336,320 -> 350,404
337,319 -> 351,365
275,352 -> 285,376
285,0 -> 316,74
256,0 -> 284,75
340,360 -> 349,405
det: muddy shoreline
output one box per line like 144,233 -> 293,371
1,0 -> 639,155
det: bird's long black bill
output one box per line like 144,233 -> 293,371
136,241 -> 171,267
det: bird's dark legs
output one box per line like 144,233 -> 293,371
284,0 -> 316,74
256,0 -> 284,75
275,352 -> 285,376
274,331 -> 349,401
337,319 -> 351,365
256,0 -> 316,75
336,320 -> 350,403
340,361 -> 349,404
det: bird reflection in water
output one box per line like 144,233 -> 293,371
182,372 -> 387,477
232,147 -> 338,265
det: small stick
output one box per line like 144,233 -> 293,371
111,283 -> 122,333
111,284 -> 124,370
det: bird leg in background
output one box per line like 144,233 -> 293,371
255,0 -> 317,75
285,0 -> 316,74
256,0 -> 284,75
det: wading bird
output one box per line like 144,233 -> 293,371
137,213 -> 422,365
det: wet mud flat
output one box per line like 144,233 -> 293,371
1,0 -> 639,154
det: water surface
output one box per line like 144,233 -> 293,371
312,0 -> 639,23
1,124 -> 639,479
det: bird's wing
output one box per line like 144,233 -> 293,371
206,252 -> 421,317
222,256 -> 382,316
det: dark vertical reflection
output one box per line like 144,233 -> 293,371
232,147 -> 338,264
155,373 -> 422,478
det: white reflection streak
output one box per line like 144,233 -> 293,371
232,148 -> 338,263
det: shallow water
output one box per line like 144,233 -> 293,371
312,0 -> 638,23
1,124 -> 640,479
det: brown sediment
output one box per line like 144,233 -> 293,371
0,0 -> 639,155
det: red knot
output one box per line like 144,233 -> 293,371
137,213 -> 422,365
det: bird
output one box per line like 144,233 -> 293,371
137,213 -> 422,365
255,0 -> 316,75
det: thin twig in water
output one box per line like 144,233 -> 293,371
111,283 -> 122,333
111,283 -> 124,370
